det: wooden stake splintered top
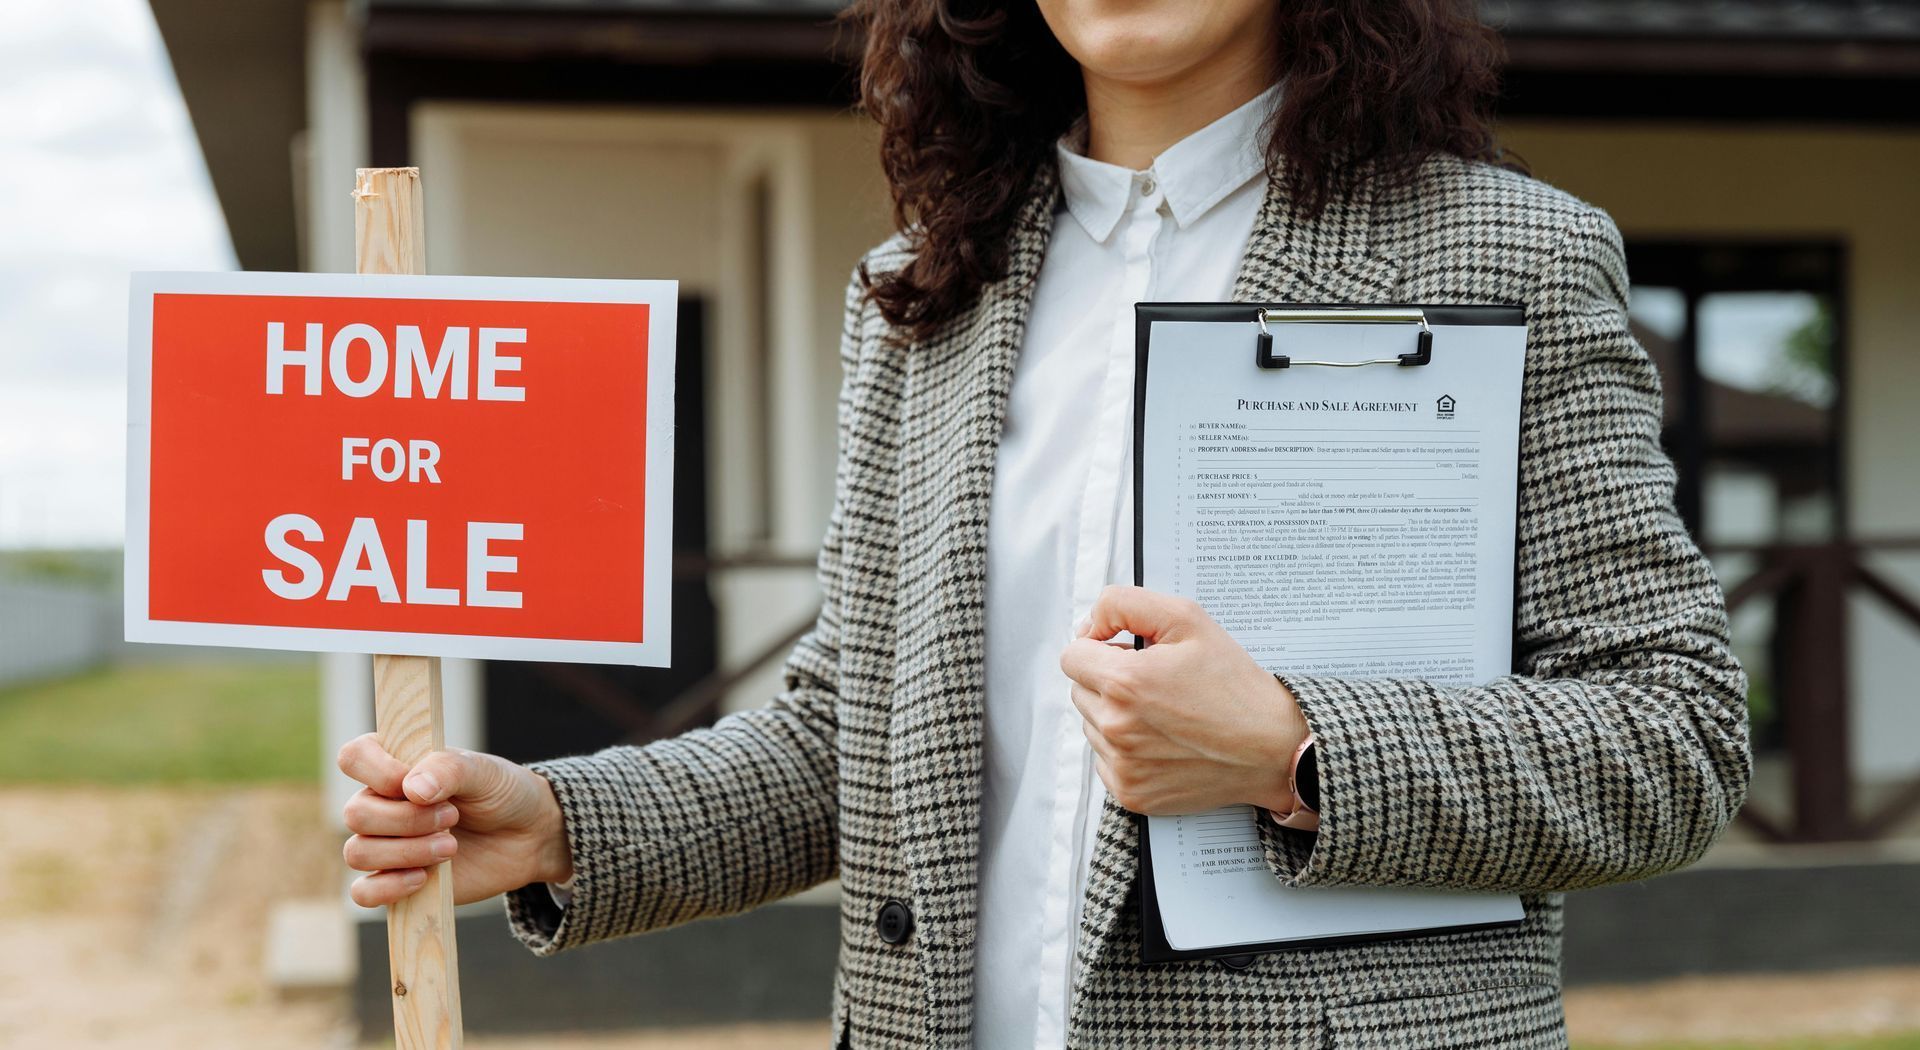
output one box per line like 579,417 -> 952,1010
355,164 -> 463,1050
354,167 -> 427,278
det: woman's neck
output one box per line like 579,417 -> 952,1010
1081,47 -> 1277,171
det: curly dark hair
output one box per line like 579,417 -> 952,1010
843,1 -> 1522,342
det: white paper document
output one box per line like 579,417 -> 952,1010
1137,312 -> 1529,953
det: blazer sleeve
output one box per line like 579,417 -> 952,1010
502,273 -> 871,955
1257,204 -> 1752,894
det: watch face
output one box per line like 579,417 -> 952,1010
1296,742 -> 1321,813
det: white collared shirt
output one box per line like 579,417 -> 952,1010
973,85 -> 1279,1048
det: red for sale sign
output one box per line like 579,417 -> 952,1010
126,272 -> 677,665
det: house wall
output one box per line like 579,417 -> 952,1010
305,2 -> 893,911
1498,121 -> 1920,781
406,103 -> 894,728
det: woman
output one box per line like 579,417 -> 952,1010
337,1 -> 1751,1046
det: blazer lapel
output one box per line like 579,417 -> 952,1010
1236,163 -> 1403,304
1072,168 -> 1403,985
891,163 -> 1061,1045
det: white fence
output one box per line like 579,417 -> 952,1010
0,578 -> 119,688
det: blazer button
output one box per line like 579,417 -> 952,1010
876,899 -> 914,945
1217,954 -> 1256,971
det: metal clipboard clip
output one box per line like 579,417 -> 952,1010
1253,307 -> 1433,370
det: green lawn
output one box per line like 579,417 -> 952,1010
0,661 -> 320,783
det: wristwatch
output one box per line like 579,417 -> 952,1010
1270,734 -> 1320,831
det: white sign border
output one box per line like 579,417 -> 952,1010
125,270 -> 678,667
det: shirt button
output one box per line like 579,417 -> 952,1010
1139,176 -> 1157,196
876,899 -> 914,945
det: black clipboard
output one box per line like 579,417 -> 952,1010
1130,302 -> 1528,964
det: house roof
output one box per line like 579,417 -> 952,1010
360,0 -> 847,11
359,0 -> 1920,40
1486,0 -> 1920,41
148,0 -> 307,273
156,0 -> 1920,270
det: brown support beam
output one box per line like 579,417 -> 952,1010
1779,545 -> 1855,842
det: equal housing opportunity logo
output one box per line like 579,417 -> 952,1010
1436,394 -> 1456,420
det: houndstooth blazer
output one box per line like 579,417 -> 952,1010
506,154 -> 1751,1049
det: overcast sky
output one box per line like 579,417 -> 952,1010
0,0 -> 234,548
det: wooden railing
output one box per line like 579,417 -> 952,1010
618,552 -> 818,744
1716,537 -> 1920,843
640,542 -> 1920,844
518,552 -> 818,749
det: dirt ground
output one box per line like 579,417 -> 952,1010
470,1024 -> 829,1048
1566,968 -> 1920,1046
0,786 -> 343,1049
2,785 -> 1917,1049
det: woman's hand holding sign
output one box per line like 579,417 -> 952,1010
1060,585 -> 1310,818
338,735 -> 573,906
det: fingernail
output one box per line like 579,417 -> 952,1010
1073,617 -> 1090,637
434,804 -> 458,828
405,868 -> 428,886
431,835 -> 457,859
405,771 -> 440,801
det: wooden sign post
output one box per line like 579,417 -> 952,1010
126,167 -> 678,1050
373,654 -> 461,1048
355,167 -> 463,1050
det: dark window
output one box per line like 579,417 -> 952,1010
484,298 -> 722,761
1624,241 -> 1847,754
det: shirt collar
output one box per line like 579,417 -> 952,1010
1055,82 -> 1279,242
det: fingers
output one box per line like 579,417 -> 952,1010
402,748 -> 501,806
1060,636 -> 1130,692
1091,750 -> 1132,811
343,787 -> 458,837
337,733 -> 409,798
1079,711 -> 1114,761
1071,681 -> 1121,748
1080,585 -> 1199,644
336,736 -> 506,809
1067,680 -> 1098,722
343,830 -> 459,873
350,868 -> 429,908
